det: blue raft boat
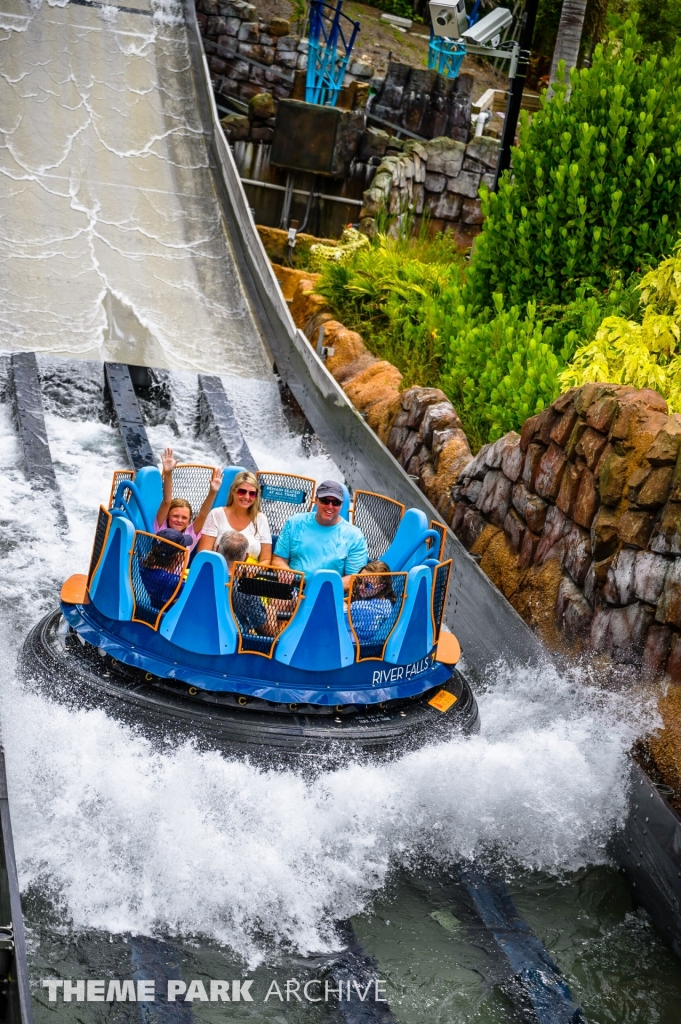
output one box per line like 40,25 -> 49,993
22,465 -> 478,761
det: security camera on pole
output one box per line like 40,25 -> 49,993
428,1 -> 540,190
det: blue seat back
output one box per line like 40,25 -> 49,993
384,566 -> 434,665
382,508 -> 429,571
160,552 -> 237,655
129,466 -> 163,532
275,570 -> 354,672
89,516 -> 135,621
257,471 -> 315,546
338,483 -> 351,521
351,490 -> 404,559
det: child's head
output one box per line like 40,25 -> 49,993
147,530 -> 190,570
355,560 -> 396,603
218,530 -> 249,569
167,498 -> 192,532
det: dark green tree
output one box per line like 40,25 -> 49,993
468,21 -> 681,309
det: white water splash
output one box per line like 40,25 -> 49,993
3,659 -> 648,968
0,363 -> 654,967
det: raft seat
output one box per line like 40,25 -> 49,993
160,551 -> 238,655
351,490 -> 404,560
230,563 -> 305,658
275,570 -> 354,672
346,570 -> 407,661
166,463 -> 219,523
129,531 -> 189,629
257,471 -> 316,546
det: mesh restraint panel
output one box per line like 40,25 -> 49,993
88,506 -> 112,585
257,472 -> 315,539
348,572 -> 407,661
109,469 -> 134,508
230,563 -> 304,657
169,464 -> 215,522
429,520 -> 446,562
352,491 -> 404,560
130,531 -> 188,629
432,560 -> 452,641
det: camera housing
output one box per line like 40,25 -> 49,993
461,7 -> 513,46
428,0 -> 468,39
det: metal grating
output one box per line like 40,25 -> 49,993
109,469 -> 134,508
257,471 -> 315,540
230,563 -> 304,657
429,520 -> 446,562
431,560 -> 452,641
88,506 -> 112,585
168,464 -> 216,523
130,531 -> 188,629
348,572 -> 407,662
351,490 -> 404,560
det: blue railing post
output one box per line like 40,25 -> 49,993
305,0 -> 360,107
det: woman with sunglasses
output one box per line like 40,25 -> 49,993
197,471 -> 272,563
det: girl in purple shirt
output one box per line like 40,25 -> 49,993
154,447 -> 223,552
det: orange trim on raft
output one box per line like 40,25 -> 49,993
61,574 -> 89,605
434,630 -> 461,665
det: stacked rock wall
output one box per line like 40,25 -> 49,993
288,277 -> 473,514
448,382 -> 681,682
195,0 -> 373,135
370,62 -> 473,143
359,134 -> 500,245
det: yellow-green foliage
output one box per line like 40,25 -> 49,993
308,227 -> 370,272
559,246 -> 681,410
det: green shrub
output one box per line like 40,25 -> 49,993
369,0 -> 414,19
316,232 -> 465,387
559,243 -> 681,410
468,21 -> 681,311
437,295 -> 565,445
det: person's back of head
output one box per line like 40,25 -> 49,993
218,530 -> 249,570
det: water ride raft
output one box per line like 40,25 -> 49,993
21,465 -> 478,762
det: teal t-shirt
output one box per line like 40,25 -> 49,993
275,512 -> 368,576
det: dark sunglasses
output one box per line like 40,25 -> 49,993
236,487 -> 258,498
318,496 -> 342,507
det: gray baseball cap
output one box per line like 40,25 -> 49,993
316,480 -> 345,502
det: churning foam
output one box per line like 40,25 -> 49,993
0,369 -> 655,966
3,661 -> 648,967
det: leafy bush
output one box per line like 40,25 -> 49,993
369,0 -> 414,19
559,245 -> 681,410
316,232 -> 465,387
436,295 -> 564,446
468,22 -> 681,310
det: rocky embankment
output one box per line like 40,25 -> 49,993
286,275 -> 474,516
282,275 -> 681,791
449,383 -> 681,790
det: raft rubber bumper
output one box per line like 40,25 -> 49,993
20,610 -> 480,764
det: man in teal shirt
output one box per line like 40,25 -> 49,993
271,480 -> 368,591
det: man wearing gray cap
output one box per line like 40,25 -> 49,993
271,480 -> 368,590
